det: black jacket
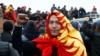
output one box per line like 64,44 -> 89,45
1,31 -> 12,42
81,21 -> 100,56
90,32 -> 100,56
0,41 -> 19,56
12,27 -> 41,56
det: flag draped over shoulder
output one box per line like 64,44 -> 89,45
5,5 -> 16,22
33,10 -> 87,56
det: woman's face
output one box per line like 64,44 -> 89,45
49,15 -> 61,37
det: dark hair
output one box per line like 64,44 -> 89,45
3,21 -> 13,31
26,21 -> 35,29
23,21 -> 40,40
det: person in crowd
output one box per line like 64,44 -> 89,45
20,6 -> 26,14
22,20 -> 41,56
3,5 -> 16,22
33,16 -> 42,30
72,7 -> 79,18
80,18 -> 100,56
0,41 -> 20,56
12,10 -> 87,56
26,8 -> 32,18
0,21 -> 13,42
51,4 -> 57,11
12,14 -> 41,56
57,6 -> 61,12
0,3 -> 6,13
23,20 -> 40,41
41,12 -> 47,20
82,20 -> 100,56
61,5 -> 68,18
33,10 -> 87,56
68,7 -> 74,20
16,7 -> 22,15
0,20 -> 19,56
79,7 -> 86,18
92,6 -> 97,13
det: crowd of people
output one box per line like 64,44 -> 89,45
0,3 -> 99,56
0,3 -> 97,20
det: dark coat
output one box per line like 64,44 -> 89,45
23,21 -> 40,40
0,41 -> 19,56
91,32 -> 100,56
81,21 -> 100,56
12,27 -> 41,56
80,21 -> 93,56
1,31 -> 12,42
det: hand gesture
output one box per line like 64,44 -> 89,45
15,13 -> 29,27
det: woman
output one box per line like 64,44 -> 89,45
33,10 -> 87,56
